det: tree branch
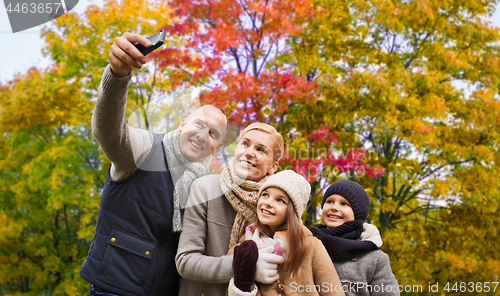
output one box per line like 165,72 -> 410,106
63,205 -> 72,246
418,158 -> 475,181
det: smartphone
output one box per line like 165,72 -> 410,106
135,30 -> 166,56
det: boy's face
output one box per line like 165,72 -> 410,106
321,194 -> 355,228
257,187 -> 289,233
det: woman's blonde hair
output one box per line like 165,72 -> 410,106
239,123 -> 284,162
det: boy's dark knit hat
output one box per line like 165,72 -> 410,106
321,180 -> 370,221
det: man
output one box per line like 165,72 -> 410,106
80,32 -> 228,296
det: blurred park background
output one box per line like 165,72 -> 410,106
1,0 -> 500,294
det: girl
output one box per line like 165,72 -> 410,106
227,170 -> 345,296
310,180 -> 400,296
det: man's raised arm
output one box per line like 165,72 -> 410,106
91,33 -> 154,181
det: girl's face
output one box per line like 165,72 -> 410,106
321,194 -> 355,228
233,130 -> 278,182
257,187 -> 289,233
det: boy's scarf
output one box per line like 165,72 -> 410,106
164,129 -> 210,232
221,158 -> 269,248
310,220 -> 378,262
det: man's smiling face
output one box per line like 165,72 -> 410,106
178,105 -> 227,161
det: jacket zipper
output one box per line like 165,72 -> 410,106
149,231 -> 167,296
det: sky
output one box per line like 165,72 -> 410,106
0,0 -> 101,82
0,1 -> 499,82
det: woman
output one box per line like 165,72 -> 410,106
175,123 -> 286,296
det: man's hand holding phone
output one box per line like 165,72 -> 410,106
109,30 -> 165,78
109,32 -> 151,78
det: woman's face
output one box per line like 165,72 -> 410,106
233,129 -> 279,182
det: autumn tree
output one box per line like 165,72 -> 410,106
0,63 -> 101,295
383,197 -> 500,295
160,0 -> 317,126
289,0 -> 500,290
158,0 -> 386,225
291,0 -> 500,229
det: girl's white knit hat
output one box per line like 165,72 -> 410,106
258,170 -> 311,218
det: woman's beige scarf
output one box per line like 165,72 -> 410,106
220,157 -> 269,248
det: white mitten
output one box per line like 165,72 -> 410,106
247,225 -> 275,249
254,246 -> 284,284
361,223 -> 383,247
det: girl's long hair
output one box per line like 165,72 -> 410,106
255,197 -> 307,277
